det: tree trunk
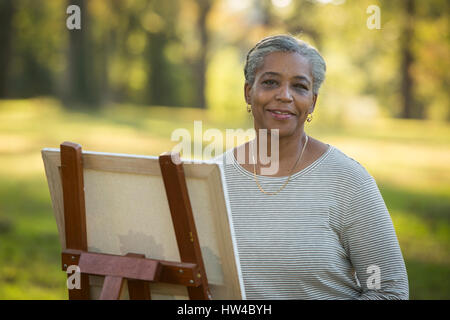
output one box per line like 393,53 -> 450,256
65,0 -> 98,108
195,0 -> 212,109
0,0 -> 15,98
400,0 -> 417,119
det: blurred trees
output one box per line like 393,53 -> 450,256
65,0 -> 100,107
0,0 -> 15,98
400,0 -> 416,119
2,0 -> 62,99
0,0 -> 447,120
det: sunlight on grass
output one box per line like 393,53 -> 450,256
392,210 -> 450,265
0,135 -> 34,154
326,136 -> 450,194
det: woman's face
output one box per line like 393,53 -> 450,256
245,51 -> 317,139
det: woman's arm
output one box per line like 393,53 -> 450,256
341,177 -> 409,300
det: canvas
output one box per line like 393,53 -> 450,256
42,148 -> 245,299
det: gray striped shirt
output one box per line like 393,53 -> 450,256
215,144 -> 409,299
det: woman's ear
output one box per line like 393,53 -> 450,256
309,94 -> 318,113
244,82 -> 252,104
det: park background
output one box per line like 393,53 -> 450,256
0,0 -> 448,299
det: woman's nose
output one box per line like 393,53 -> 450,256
275,83 -> 293,102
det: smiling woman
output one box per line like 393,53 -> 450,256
239,36 -> 329,179
246,52 -> 315,141
215,34 -> 409,300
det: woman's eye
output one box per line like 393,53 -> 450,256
294,83 -> 307,90
262,80 -> 277,86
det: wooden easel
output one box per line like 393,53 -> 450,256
60,141 -> 211,300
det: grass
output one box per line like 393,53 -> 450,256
0,97 -> 449,299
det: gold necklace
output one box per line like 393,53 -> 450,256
252,134 -> 309,196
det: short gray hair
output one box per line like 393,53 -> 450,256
244,34 -> 326,94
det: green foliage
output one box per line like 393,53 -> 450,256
206,46 -> 247,124
0,0 -> 447,119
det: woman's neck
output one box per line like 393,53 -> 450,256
252,128 -> 307,176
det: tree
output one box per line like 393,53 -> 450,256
64,0 -> 99,107
0,0 -> 15,98
194,0 -> 213,109
400,0 -> 418,118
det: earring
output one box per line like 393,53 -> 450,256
247,104 -> 252,113
306,113 -> 313,122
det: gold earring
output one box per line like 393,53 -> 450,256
247,104 -> 252,113
306,113 -> 313,122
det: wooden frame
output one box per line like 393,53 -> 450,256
42,142 -> 244,300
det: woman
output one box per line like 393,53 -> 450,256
216,35 -> 409,299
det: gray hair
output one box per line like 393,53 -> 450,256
244,35 -> 326,94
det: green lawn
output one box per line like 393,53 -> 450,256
0,97 -> 449,299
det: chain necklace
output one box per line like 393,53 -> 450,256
252,134 -> 309,196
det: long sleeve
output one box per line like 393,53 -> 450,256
341,177 -> 409,300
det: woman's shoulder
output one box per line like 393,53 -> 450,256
320,142 -> 373,184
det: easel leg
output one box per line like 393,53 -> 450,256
128,280 -> 151,300
100,276 -> 125,300
67,274 -> 90,300
126,253 -> 151,300
61,142 -> 90,300
159,153 -> 211,300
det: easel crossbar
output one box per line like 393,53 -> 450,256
62,250 -> 203,287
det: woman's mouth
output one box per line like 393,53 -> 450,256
267,109 -> 295,120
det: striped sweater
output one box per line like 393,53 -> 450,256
215,144 -> 409,299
